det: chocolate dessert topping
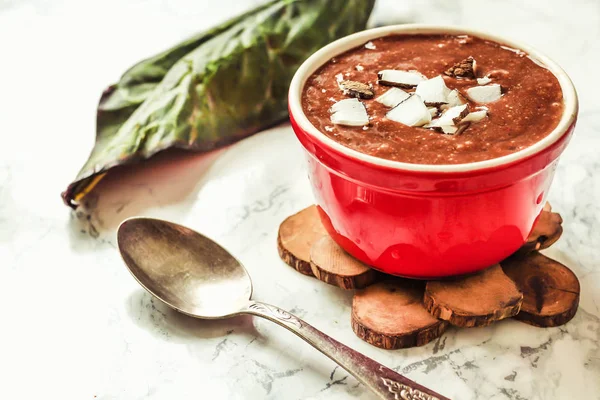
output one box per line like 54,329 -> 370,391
338,80 -> 374,99
301,34 -> 564,164
444,56 -> 477,79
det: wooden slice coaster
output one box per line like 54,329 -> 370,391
352,281 -> 448,349
423,265 -> 523,328
310,235 -> 378,290
502,252 -> 580,327
277,205 -> 328,276
516,204 -> 563,256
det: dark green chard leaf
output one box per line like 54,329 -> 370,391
62,0 -> 376,208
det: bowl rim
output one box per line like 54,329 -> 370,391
288,24 -> 579,173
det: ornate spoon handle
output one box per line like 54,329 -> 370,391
244,301 -> 450,400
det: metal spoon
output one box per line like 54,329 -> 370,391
117,217 -> 449,400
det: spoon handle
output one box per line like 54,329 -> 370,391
244,301 -> 449,400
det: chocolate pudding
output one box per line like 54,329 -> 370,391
301,34 -> 564,164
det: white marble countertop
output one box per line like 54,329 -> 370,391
1,1 -> 599,399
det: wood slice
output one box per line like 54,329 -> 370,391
352,281 -> 448,349
310,235 -> 378,289
516,204 -> 563,256
423,264 -> 523,327
502,252 -> 580,327
277,205 -> 328,276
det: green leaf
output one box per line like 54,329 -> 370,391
62,0 -> 376,208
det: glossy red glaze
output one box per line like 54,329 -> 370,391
288,25 -> 578,278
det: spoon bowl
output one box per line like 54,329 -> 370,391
118,218 -> 252,319
117,217 -> 449,400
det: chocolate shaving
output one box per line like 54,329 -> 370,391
444,56 -> 477,79
339,80 -> 374,99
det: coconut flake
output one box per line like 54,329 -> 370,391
462,110 -> 487,122
335,73 -> 344,82
330,110 -> 369,126
423,122 -> 456,134
466,84 -> 502,103
443,104 -> 470,124
426,104 -> 469,127
329,98 -> 369,126
330,98 -> 363,113
415,75 -> 451,106
477,76 -> 492,85
375,87 -> 410,108
427,122 -> 471,135
377,70 -> 427,88
386,94 -> 431,127
427,107 -> 439,117
355,65 -> 364,71
444,89 -> 466,109
364,41 -> 376,50
440,125 -> 458,134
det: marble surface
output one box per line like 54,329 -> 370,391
1,0 -> 599,399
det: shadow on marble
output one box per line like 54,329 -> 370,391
67,147 -> 225,250
125,288 -> 370,397
126,289 -> 261,343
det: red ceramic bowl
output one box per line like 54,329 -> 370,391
288,25 -> 578,278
